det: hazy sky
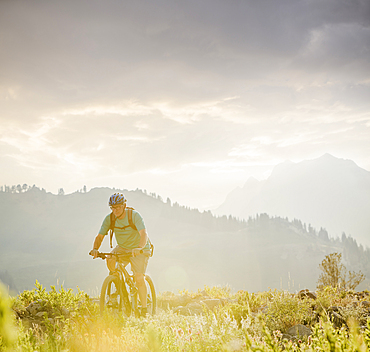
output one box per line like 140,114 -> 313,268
1,0 -> 369,209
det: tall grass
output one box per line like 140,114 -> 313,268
0,283 -> 16,350
2,282 -> 370,351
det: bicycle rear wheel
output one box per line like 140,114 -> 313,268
100,275 -> 131,316
145,274 -> 157,315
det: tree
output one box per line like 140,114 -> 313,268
317,252 -> 365,291
58,188 -> 65,196
318,228 -> 329,241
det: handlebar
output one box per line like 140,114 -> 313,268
89,250 -> 143,260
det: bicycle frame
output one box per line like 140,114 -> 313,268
115,261 -> 139,306
94,251 -> 156,317
106,253 -> 139,312
117,261 -> 136,288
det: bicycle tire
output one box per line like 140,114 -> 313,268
132,274 -> 157,316
145,274 -> 157,315
100,275 -> 130,316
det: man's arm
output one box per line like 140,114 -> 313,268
91,233 -> 105,258
132,229 -> 148,257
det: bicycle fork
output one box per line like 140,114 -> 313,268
123,271 -> 141,316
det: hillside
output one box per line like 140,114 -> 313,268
0,186 -> 369,294
215,154 -> 370,248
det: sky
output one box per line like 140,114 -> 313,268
1,0 -> 370,209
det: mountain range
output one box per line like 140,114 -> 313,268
1,181 -> 369,295
215,154 -> 370,248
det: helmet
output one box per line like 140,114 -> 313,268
109,193 -> 126,206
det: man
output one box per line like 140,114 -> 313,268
90,193 -> 151,316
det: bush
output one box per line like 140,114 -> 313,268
236,290 -> 265,312
0,283 -> 16,350
317,252 -> 365,291
218,303 -> 250,328
263,290 -> 313,333
13,280 -> 97,317
202,285 -> 233,299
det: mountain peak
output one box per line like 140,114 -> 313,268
315,153 -> 349,165
217,155 -> 370,247
243,176 -> 260,188
319,153 -> 336,160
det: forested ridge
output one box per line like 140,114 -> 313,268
0,185 -> 369,293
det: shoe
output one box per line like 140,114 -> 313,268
107,293 -> 118,307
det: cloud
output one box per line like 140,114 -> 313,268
1,0 -> 369,105
0,0 -> 369,207
296,23 -> 370,81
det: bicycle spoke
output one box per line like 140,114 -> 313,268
100,275 -> 126,316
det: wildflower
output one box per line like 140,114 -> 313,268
308,336 -> 312,345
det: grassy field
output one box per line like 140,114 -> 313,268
1,282 -> 370,351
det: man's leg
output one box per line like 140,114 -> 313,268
135,273 -> 147,308
130,252 -> 150,315
106,246 -> 128,275
106,256 -> 117,273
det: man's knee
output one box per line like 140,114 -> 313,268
135,273 -> 145,286
106,256 -> 116,272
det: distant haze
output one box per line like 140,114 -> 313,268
215,154 -> 370,248
1,187 -> 369,294
1,0 -> 370,209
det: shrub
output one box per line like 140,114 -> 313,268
202,285 -> 233,299
218,303 -> 250,328
317,252 -> 365,291
263,290 -> 313,333
315,285 -> 341,314
236,290 -> 265,312
0,283 -> 16,349
13,280 -> 97,317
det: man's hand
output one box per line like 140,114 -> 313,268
90,249 -> 99,259
91,234 -> 104,259
132,248 -> 143,257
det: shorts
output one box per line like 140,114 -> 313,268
111,245 -> 150,274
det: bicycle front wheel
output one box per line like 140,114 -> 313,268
135,274 -> 156,316
100,275 -> 130,316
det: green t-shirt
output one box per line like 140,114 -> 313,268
99,209 -> 150,250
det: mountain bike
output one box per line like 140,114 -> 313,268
91,251 -> 156,317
